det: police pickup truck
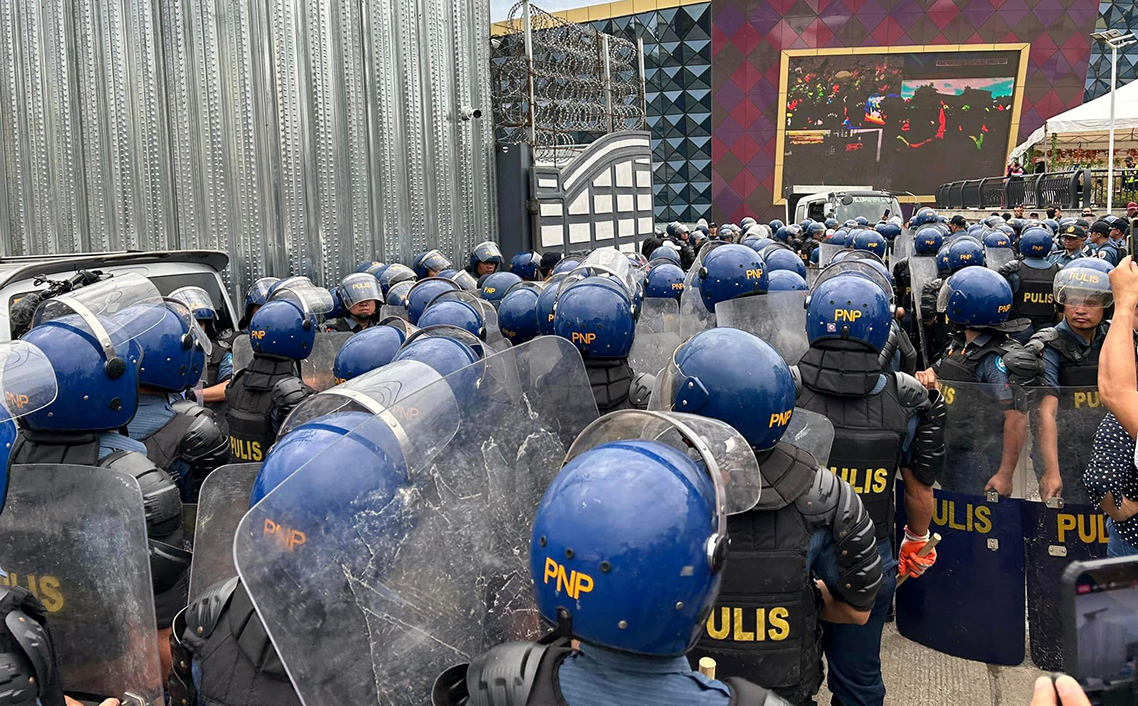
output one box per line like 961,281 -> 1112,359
0,250 -> 237,340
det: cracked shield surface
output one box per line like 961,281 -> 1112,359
234,336 -> 599,705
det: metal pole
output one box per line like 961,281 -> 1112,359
1109,42 -> 1118,214
637,36 -> 647,130
602,35 -> 613,133
523,0 -> 538,146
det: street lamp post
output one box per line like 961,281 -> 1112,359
1092,29 -> 1137,214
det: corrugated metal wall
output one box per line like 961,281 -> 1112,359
0,0 -> 496,299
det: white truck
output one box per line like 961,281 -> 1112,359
787,186 -> 902,225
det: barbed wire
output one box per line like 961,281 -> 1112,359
491,2 -> 645,165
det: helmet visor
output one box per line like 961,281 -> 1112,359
0,341 -> 58,423
562,248 -> 638,299
168,286 -> 216,320
33,272 -> 166,354
402,325 -> 489,360
339,274 -> 384,308
379,316 -> 419,338
473,242 -> 502,263
420,250 -> 453,273
1055,270 -> 1113,308
271,283 -> 335,318
248,277 -> 280,305
164,299 -> 213,355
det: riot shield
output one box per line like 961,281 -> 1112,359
232,334 -> 252,373
892,229 -> 915,265
628,331 -> 682,378
683,241 -> 725,290
895,482 -> 1026,665
714,291 -> 808,365
679,288 -> 715,336
819,243 -> 844,266
938,379 -> 1027,497
379,304 -> 408,320
1023,385 -> 1111,669
235,336 -> 599,705
909,255 -> 940,361
188,463 -> 260,602
637,297 -> 681,335
985,247 -> 1015,271
300,332 -> 354,392
782,408 -> 835,467
806,267 -> 821,289
0,465 -> 163,704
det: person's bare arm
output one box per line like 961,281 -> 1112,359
999,408 -> 1027,478
202,380 -> 229,403
901,467 -> 934,535
1036,395 -> 1062,499
816,580 -> 870,625
1101,257 -> 1138,437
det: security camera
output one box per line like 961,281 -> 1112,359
458,106 -> 482,121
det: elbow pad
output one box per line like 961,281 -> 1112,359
797,470 -> 883,612
909,390 -> 947,487
878,325 -> 900,372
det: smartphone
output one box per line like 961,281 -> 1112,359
1062,556 -> 1138,695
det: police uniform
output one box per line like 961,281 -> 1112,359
168,577 -> 301,706
0,585 -> 65,706
225,355 -> 313,463
128,394 -> 228,502
10,428 -> 188,627
690,442 -> 880,705
1004,259 -> 1059,340
1048,245 -> 1091,268
324,317 -> 369,333
204,329 -> 236,422
795,346 -> 945,705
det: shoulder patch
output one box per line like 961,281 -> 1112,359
995,356 -> 1007,374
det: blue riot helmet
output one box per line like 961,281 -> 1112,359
469,241 -> 503,272
22,274 -> 168,431
648,246 -> 681,267
127,300 -> 211,392
169,286 -> 217,322
763,246 -> 807,278
645,262 -> 685,300
875,222 -> 901,240
996,224 -> 1015,237
807,222 -> 826,239
554,275 -> 635,359
656,328 -> 795,451
806,275 -> 891,352
828,230 -> 850,247
697,244 -> 767,311
966,224 -> 987,238
947,238 -> 984,273
741,235 -> 760,248
326,286 -> 346,321
377,263 -> 417,297
914,227 -> 944,254
810,247 -> 820,264
937,266 -> 1013,327
240,276 -> 280,330
392,326 -> 483,377
936,245 -> 952,276
355,260 -> 382,273
339,272 -> 384,311
769,218 -> 785,232
798,219 -> 812,230
552,258 -> 580,275
1019,227 -> 1054,259
983,231 -> 1012,249
437,268 -> 479,293
1064,257 -> 1114,274
842,219 -> 859,229
1043,218 -> 1060,234
825,217 -> 839,229
785,224 -> 804,241
332,325 -> 407,383
911,210 -> 937,228
509,250 -> 542,281
479,271 -> 523,307
249,300 -> 316,360
852,230 -> 888,258
417,293 -> 486,339
363,262 -> 387,277
385,280 -> 415,310
768,270 -> 808,291
854,216 -> 869,226
497,284 -> 542,345
406,277 -> 462,325
774,225 -> 791,242
1059,217 -> 1077,228
1008,218 -> 1025,235
536,275 -> 565,335
741,217 -> 756,230
412,249 -> 453,279
1054,266 -> 1113,313
746,236 -> 775,253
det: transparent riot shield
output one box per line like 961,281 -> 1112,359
628,331 -> 682,378
679,287 -> 715,336
895,379 -> 1029,665
985,246 -> 1015,271
908,256 -> 940,361
300,331 -> 354,392
806,267 -> 821,289
0,465 -> 163,705
0,340 -> 59,514
714,291 -> 808,365
683,241 -> 725,290
782,408 -> 835,467
188,463 -> 261,602
232,334 -> 252,373
892,229 -> 915,265
637,297 -> 681,334
819,243 -> 844,266
1023,385 -> 1110,670
235,336 -> 599,705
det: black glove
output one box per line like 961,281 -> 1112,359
920,278 -> 943,318
997,259 -> 1022,277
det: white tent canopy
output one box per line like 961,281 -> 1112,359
1009,79 -> 1138,163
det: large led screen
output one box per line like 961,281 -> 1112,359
777,46 -> 1027,199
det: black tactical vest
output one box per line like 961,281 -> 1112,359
798,376 -> 910,542
585,359 -> 634,413
1047,328 -> 1107,504
225,356 -> 298,463
692,444 -> 821,704
139,412 -> 195,474
169,578 -> 301,706
1013,263 -> 1059,330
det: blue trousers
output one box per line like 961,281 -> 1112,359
1107,518 -> 1138,558
822,540 -> 897,706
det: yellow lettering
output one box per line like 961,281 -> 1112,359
871,468 -> 888,494
947,501 -> 967,531
835,309 -> 863,322
973,505 -> 992,534
671,282 -> 685,290
997,303 -> 1011,313
573,571 -> 594,599
543,557 -> 558,586
768,409 -> 793,428
250,329 -> 266,339
571,332 -> 597,345
733,607 -> 755,642
1078,514 -> 1099,544
707,608 -> 730,640
744,268 -> 764,280
543,558 -> 595,601
548,314 -> 554,322
942,385 -> 956,405
768,607 -> 790,641
1057,513 -> 1076,542
38,576 -> 64,612
484,287 -> 496,295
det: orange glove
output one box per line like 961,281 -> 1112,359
898,526 -> 937,580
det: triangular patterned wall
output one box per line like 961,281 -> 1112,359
1085,0 -> 1138,101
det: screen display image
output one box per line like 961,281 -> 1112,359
1074,578 -> 1138,684
779,48 -> 1024,198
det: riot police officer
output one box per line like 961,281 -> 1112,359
796,274 -> 945,705
126,300 -> 228,502
917,266 -> 1030,496
656,328 -> 882,705
326,272 -> 383,332
696,244 -> 768,315
1088,220 -> 1122,266
170,286 -> 235,420
237,277 -> 279,331
999,226 -> 1060,342
510,250 -> 542,281
467,241 -> 503,281
413,249 -> 453,279
1020,265 -> 1112,503
225,298 -> 317,463
436,412 -> 791,705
